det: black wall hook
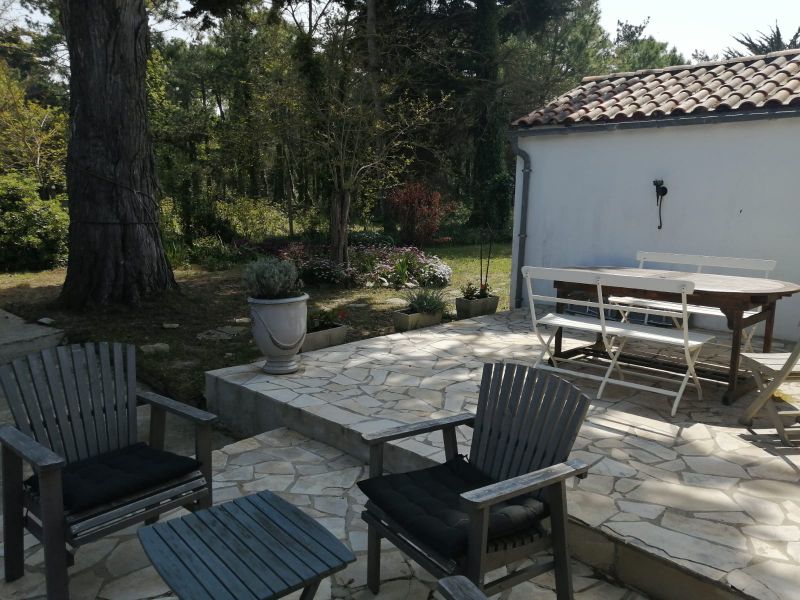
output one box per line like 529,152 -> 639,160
653,180 -> 668,229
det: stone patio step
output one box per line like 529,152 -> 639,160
206,311 -> 800,600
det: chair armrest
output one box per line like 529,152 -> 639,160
0,425 -> 65,473
362,413 -> 475,446
460,459 -> 588,510
438,576 -> 488,600
138,392 -> 218,424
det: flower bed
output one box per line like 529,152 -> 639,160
280,243 -> 452,289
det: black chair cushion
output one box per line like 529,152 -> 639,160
27,442 -> 200,513
358,456 -> 546,560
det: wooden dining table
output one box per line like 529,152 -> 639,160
551,267 -> 800,404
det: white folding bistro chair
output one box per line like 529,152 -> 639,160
522,266 -> 715,416
739,338 -> 800,446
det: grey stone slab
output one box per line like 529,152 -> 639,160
627,480 -> 740,512
661,511 -> 748,549
604,522 -> 750,572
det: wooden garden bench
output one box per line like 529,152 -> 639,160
0,342 -> 216,600
522,266 -> 715,416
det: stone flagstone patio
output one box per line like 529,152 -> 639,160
207,310 -> 800,600
0,428 -> 641,600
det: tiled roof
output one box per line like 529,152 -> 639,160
512,49 -> 800,128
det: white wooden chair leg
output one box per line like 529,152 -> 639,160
533,331 -> 556,368
671,370 -> 693,416
764,400 -> 792,445
688,349 -> 703,400
598,339 -> 626,399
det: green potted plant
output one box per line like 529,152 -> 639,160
456,230 -> 499,319
393,288 -> 446,332
244,256 -> 308,374
302,308 -> 348,352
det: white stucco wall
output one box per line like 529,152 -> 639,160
510,116 -> 800,339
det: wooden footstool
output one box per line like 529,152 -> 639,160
138,491 -> 355,600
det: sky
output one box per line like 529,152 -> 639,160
599,0 -> 800,59
5,1 -> 800,61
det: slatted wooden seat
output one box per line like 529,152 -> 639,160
523,266 -> 715,416
739,340 -> 800,446
610,252 -> 777,350
358,364 -> 591,598
0,342 -> 216,600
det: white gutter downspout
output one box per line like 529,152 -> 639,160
510,134 -> 532,308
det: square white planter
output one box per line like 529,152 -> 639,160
392,310 -> 443,332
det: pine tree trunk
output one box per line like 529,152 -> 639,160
59,0 -> 176,307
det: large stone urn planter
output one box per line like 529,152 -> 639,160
392,310 -> 442,332
455,295 -> 499,320
301,324 -> 347,352
248,293 -> 309,374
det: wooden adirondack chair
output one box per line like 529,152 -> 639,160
358,363 -> 591,598
0,343 -> 216,600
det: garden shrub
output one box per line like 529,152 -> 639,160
0,173 -> 68,272
281,242 -> 452,289
216,196 -> 312,240
182,236 -> 256,271
405,288 -> 447,314
388,183 -> 450,247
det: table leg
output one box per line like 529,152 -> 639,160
762,301 -> 776,352
299,580 -> 321,600
554,295 -> 565,356
722,309 -> 744,405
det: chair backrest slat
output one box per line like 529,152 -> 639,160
99,343 -> 117,451
469,364 -> 590,482
0,364 -> 35,438
126,345 -> 137,446
521,266 -> 694,294
637,251 -> 776,277
84,343 -> 110,453
471,363 -> 504,469
0,343 -> 138,463
41,348 -> 79,462
56,346 -> 90,460
70,345 -> 100,456
112,343 -> 128,447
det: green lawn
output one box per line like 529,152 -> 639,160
0,243 -> 512,405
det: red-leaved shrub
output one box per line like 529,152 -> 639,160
388,183 -> 449,247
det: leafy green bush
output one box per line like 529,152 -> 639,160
188,236 -> 241,271
243,256 -> 304,299
216,196 -> 312,240
0,174 -> 68,272
405,288 -> 447,314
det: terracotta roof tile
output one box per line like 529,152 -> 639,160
513,50 -> 800,127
